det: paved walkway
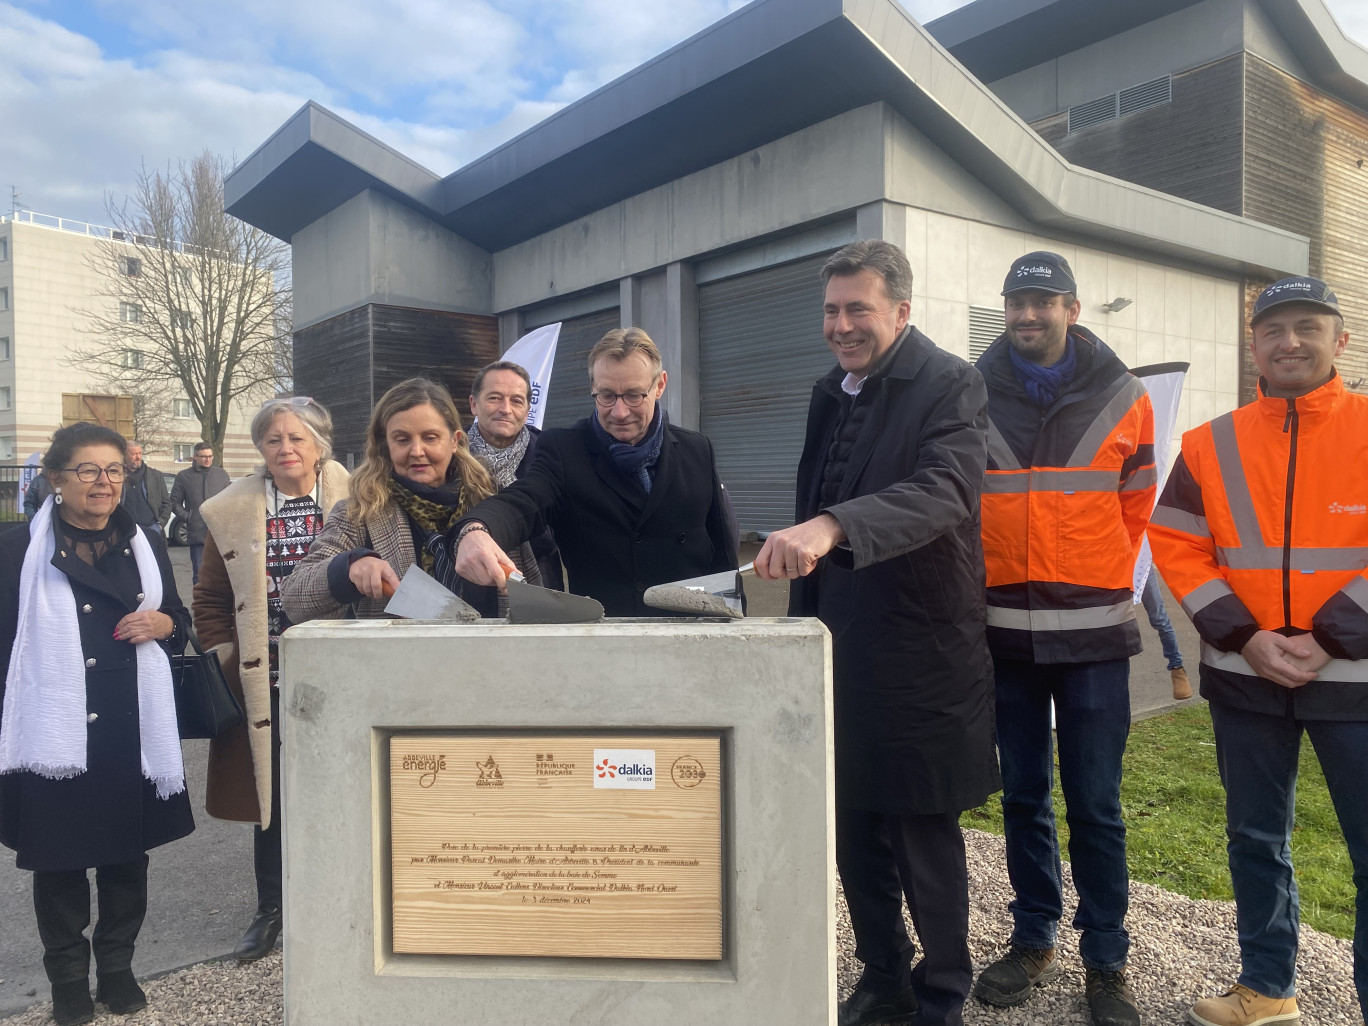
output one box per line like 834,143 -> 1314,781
0,547 -> 1204,1017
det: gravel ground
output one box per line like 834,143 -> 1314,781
3,830 -> 1359,1026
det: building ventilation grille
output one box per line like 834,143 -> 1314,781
1119,76 -> 1172,116
1067,94 -> 1119,132
969,306 -> 1005,363
1067,75 -> 1171,132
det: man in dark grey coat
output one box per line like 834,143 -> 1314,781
757,240 -> 999,1026
169,441 -> 230,584
119,442 -> 171,537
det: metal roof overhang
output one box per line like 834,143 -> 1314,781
224,0 -> 1308,279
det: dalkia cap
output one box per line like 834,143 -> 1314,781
1002,251 -> 1077,296
1252,276 -> 1341,325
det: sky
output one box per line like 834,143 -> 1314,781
3,0 -> 1367,229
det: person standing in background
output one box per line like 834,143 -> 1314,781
119,443 -> 171,537
169,442 -> 229,584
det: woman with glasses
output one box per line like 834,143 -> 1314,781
0,423 -> 193,1026
280,377 -> 540,623
191,396 -> 349,963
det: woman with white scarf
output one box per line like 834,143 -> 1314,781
0,423 -> 193,1026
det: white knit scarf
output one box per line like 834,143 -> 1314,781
0,496 -> 185,799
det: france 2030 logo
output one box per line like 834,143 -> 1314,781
593,749 -> 656,790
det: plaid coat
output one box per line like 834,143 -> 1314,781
279,496 -> 539,623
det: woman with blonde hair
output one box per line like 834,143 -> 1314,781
281,377 -> 539,623
192,396 -> 349,962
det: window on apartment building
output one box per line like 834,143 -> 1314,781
0,438 -> 13,461
0,337 -> 9,361
176,267 -> 192,288
969,305 -> 1006,363
119,302 -> 142,324
0,287 -> 8,311
174,398 -> 193,419
174,442 -> 195,462
0,387 -> 11,411
172,309 -> 194,332
120,349 -> 144,370
119,256 -> 142,277
0,237 -> 8,261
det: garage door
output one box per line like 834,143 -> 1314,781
698,253 -> 834,533
538,307 -> 621,430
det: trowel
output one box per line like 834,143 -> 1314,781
383,564 -> 482,622
643,562 -> 754,618
505,571 -> 605,624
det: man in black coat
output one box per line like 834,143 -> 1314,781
119,442 -> 172,538
757,240 -> 999,1026
467,360 -> 564,591
454,328 -> 737,617
169,441 -> 230,584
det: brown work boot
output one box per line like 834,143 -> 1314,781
1171,666 -> 1193,700
972,945 -> 1059,1006
1188,983 -> 1300,1025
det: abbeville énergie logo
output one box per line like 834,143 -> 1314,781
670,756 -> 706,788
475,755 -> 504,788
401,753 -> 445,789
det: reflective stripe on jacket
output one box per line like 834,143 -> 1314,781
1149,372 -> 1368,719
977,325 -> 1155,663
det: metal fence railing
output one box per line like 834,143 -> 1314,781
0,463 -> 43,522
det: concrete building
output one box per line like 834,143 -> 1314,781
927,0 -> 1368,402
226,0 -> 1309,533
0,211 -> 256,476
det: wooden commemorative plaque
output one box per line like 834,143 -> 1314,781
389,734 -> 722,959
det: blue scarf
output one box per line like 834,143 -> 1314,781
1009,336 -> 1077,408
590,406 -> 668,493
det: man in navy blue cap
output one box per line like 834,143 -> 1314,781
972,251 -> 1154,1026
1151,275 -> 1368,1026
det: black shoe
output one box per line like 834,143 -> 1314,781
95,969 -> 147,1015
973,945 -> 1060,1006
838,978 -> 919,1026
233,905 -> 283,962
1085,967 -> 1140,1026
51,980 -> 94,1026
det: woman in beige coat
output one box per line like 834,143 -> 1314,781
192,398 -> 349,962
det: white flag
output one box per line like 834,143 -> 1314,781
1132,362 -> 1189,599
501,323 -> 561,430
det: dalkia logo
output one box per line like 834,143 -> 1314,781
1329,502 -> 1367,515
592,749 -> 656,790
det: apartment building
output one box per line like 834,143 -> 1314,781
0,211 -> 257,476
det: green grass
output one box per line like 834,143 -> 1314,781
961,704 -> 1357,939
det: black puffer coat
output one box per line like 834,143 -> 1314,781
790,328 -> 1001,815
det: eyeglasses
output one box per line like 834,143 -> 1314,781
592,390 -> 652,409
64,463 -> 125,483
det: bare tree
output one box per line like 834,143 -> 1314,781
74,151 -> 289,460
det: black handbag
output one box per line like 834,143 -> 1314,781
171,630 -> 243,740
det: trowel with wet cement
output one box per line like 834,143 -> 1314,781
382,564 -> 482,622
505,571 -> 605,624
643,562 -> 754,618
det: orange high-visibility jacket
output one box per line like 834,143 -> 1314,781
977,326 -> 1156,664
1149,372 -> 1368,718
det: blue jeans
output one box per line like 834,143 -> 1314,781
189,543 -> 204,585
1210,701 -> 1368,1016
1140,573 -> 1183,670
994,658 -> 1132,970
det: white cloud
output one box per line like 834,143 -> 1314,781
4,0 -> 1367,233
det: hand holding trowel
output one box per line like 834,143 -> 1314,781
643,563 -> 754,618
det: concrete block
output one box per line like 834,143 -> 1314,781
280,618 -> 835,1026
